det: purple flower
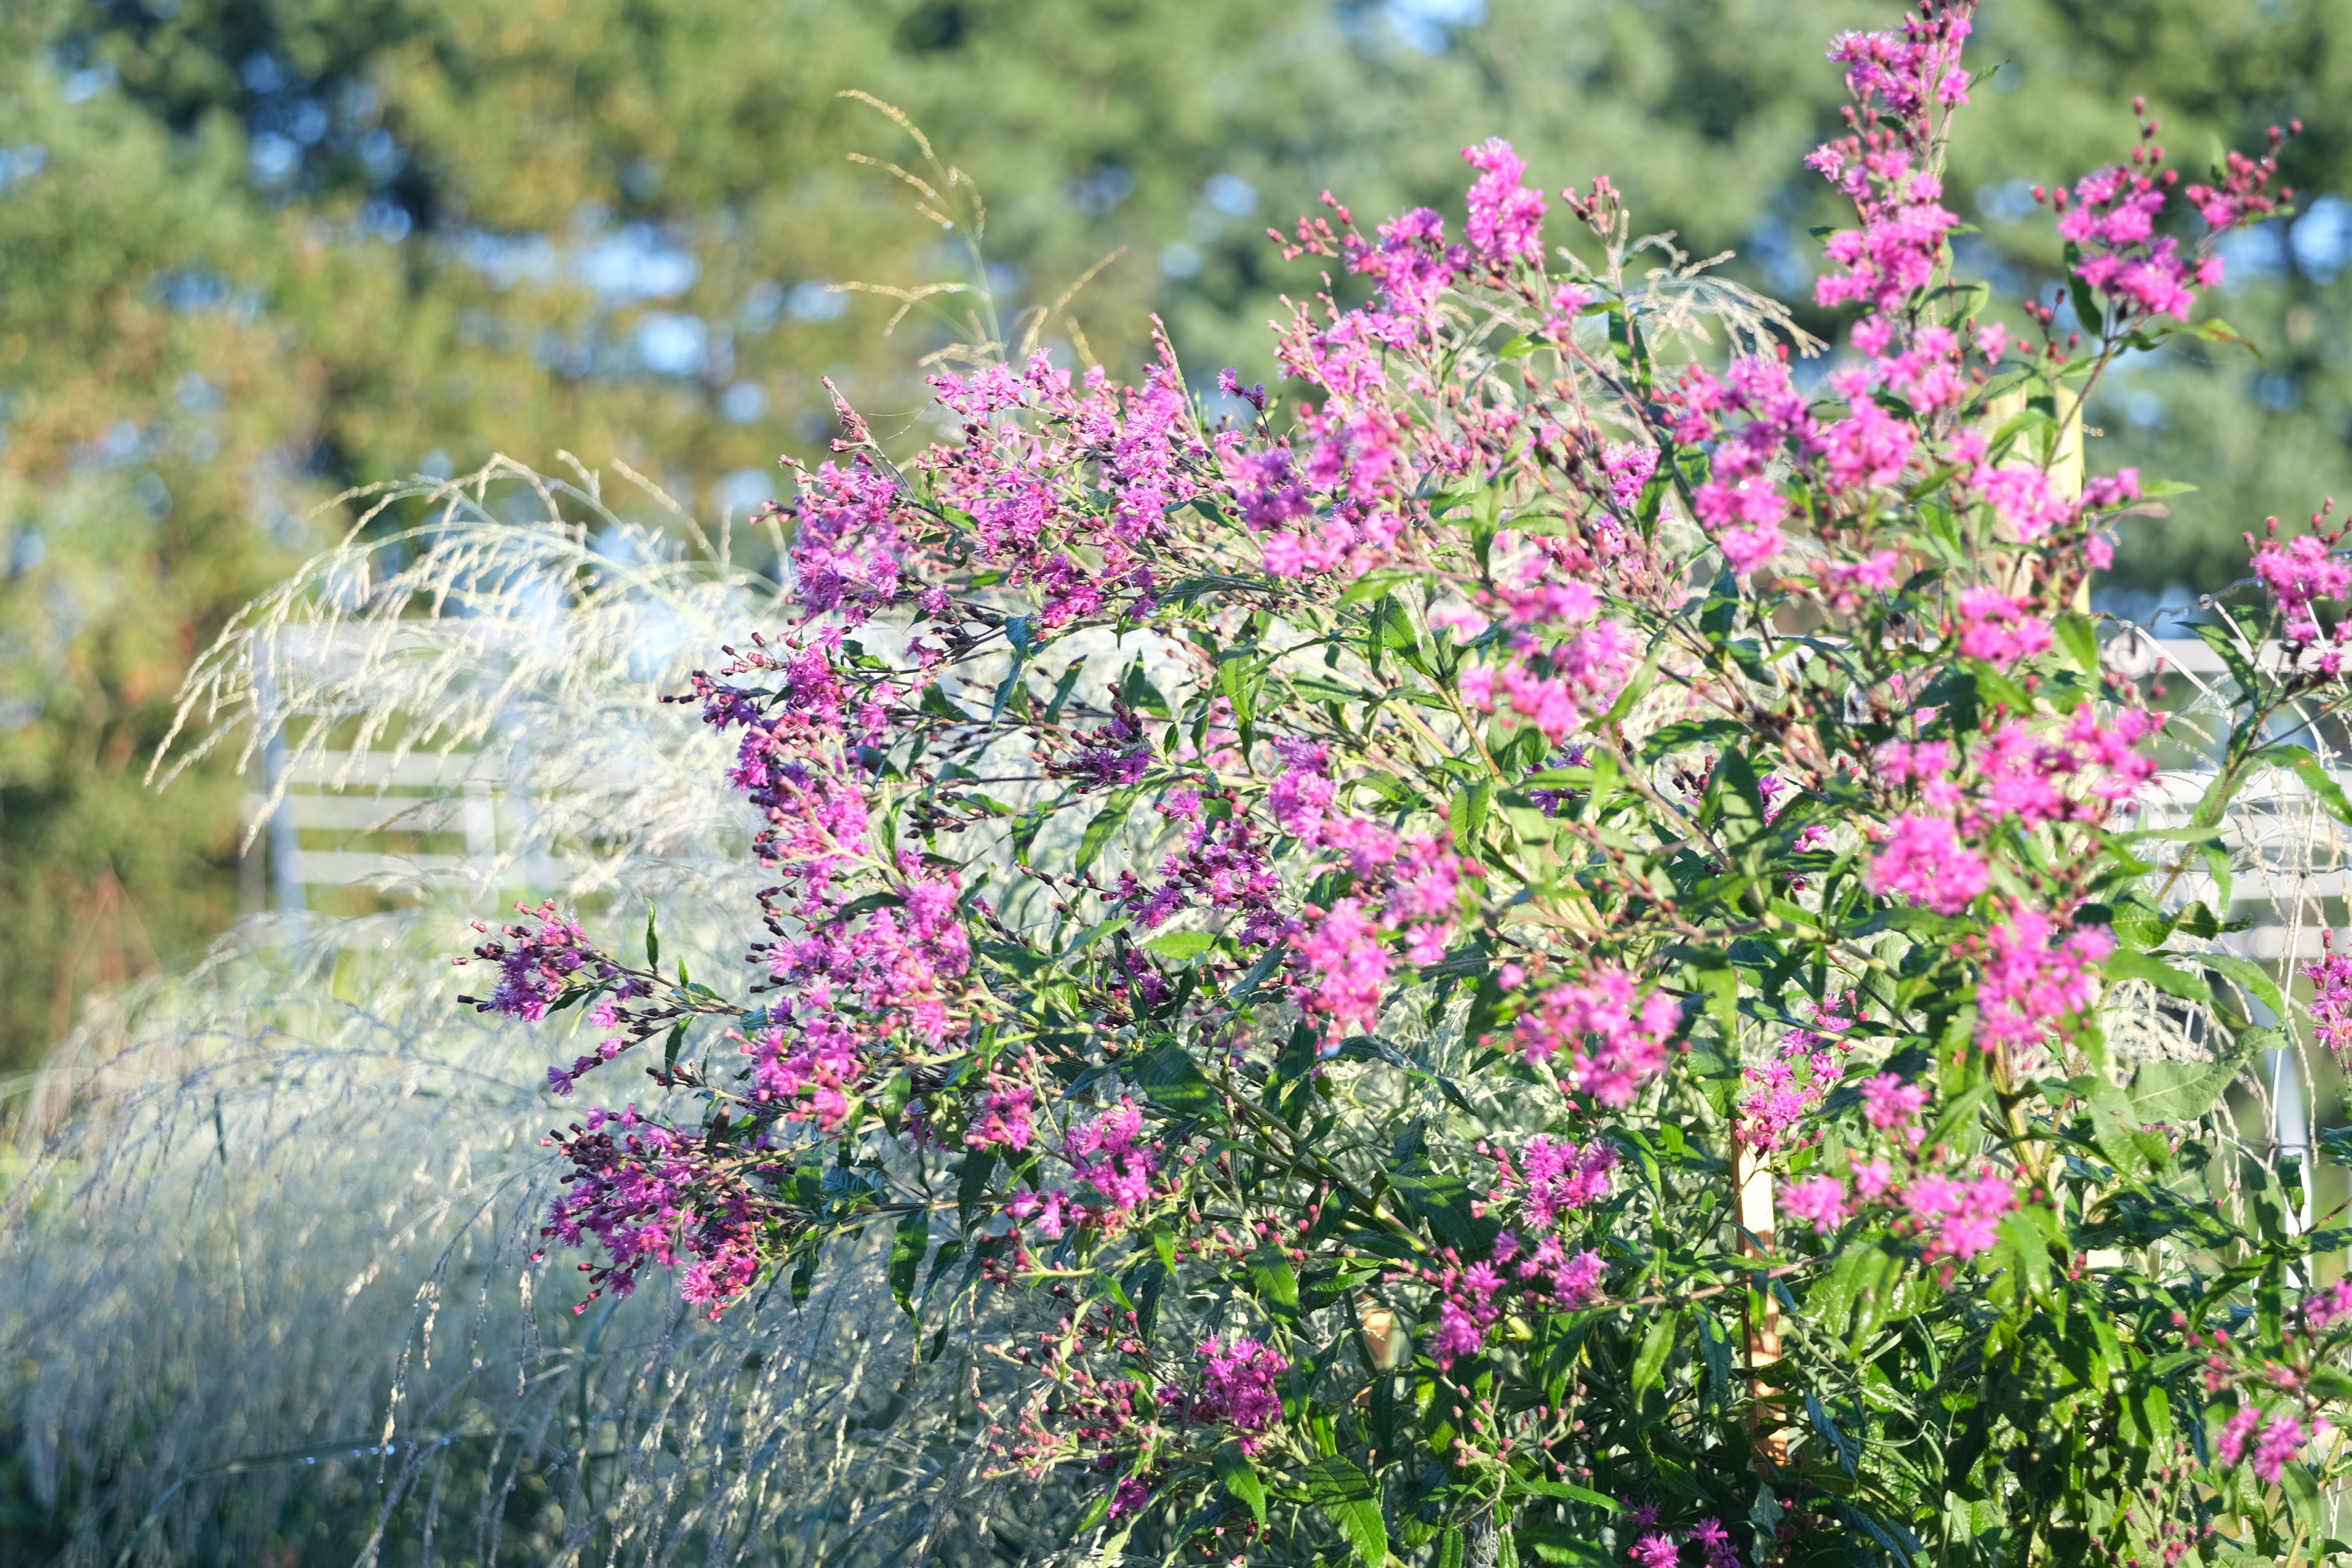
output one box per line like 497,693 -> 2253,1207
1461,138 -> 1548,263
1864,813 -> 1988,916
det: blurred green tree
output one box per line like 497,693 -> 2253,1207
2,0 -> 2348,1071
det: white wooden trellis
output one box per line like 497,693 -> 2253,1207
241,748 -> 509,894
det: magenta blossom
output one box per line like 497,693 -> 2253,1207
1865,813 -> 1989,916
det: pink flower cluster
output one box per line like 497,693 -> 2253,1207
1457,611 -> 1637,745
1860,1072 -> 1930,1137
1490,1134 -> 1617,1227
1736,995 -> 1864,1152
2250,519 -> 2352,648
1864,812 -> 1988,916
1782,1174 -> 1852,1234
921,346 -> 1202,627
1902,1166 -> 2018,1262
1461,138 -> 1548,266
965,1073 -> 1036,1151
1815,549 -> 1904,613
1423,1231 -> 1604,1369
1670,354 -> 1812,573
1951,588 -> 2051,667
1788,1147 -> 2018,1263
460,900 -> 598,1022
749,1014 -> 865,1131
1510,967 -> 1683,1106
1971,706 -> 2161,831
1115,790 -> 1290,946
1975,902 -> 2113,1054
2041,111 -> 2287,331
789,456 -> 905,625
2299,939 -> 2352,1060
1287,832 -> 1476,1035
2301,1278 -> 2352,1335
1058,707 -> 1153,790
1290,899 -> 1395,1041
760,862 -> 973,1047
1808,5 -> 1975,317
2217,1406 -> 2309,1485
1171,1336 -> 1288,1453
1627,1518 -> 1738,1568
1061,1099 -> 1164,1218
542,1104 -> 764,1316
2052,164 -> 2211,322
999,1100 -> 1170,1245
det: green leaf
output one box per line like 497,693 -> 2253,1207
662,1020 -> 686,1077
1336,568 -> 1424,608
2263,745 -> 2352,830
1008,802 -> 1052,867
2203,952 -> 2287,1022
1510,1478 -> 1618,1510
2308,1366 -> 2352,1403
1697,1312 -> 1735,1406
2282,1452 -> 2324,1544
1805,1392 -> 1860,1474
1834,1504 -> 1925,1565
644,903 -> 660,970
1071,1487 -> 1115,1538
2084,1075 -> 2157,1178
888,1207 -> 929,1318
1599,641 -> 1663,725
990,646 -> 1029,724
1803,1243 -> 1903,1350
1229,943 -> 1286,1005
956,1150 -> 996,1231
2104,949 -> 2214,1004
2054,611 -> 2101,679
1214,1444 -> 1267,1526
1075,785 -> 1144,872
1632,1309 -> 1679,1395
1065,913 -> 1130,957
2129,1057 -> 2242,1128
919,681 -> 970,722
790,1250 -> 818,1305
1922,1082 -> 1994,1160
1713,746 -> 1767,825
1118,660 -> 1174,718
1389,1162 -> 1482,1251
1450,780 -> 1493,848
1305,1457 -> 1387,1567
1131,1041 -> 1219,1114
1142,930 -> 1216,960
1044,658 -> 1087,724
2191,316 -> 2263,361
1246,1251 -> 1300,1316
1216,649 -> 1264,733
1517,1531 -> 1612,1566
1991,1210 -> 2054,1305
2192,621 -> 2263,696
2106,899 -> 2171,952
2062,244 -> 2105,342
1638,718 -> 1744,764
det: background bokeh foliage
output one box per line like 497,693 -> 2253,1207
2,0 -> 2351,1076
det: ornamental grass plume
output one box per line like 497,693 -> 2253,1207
2,483 -> 1058,1567
22,4 -> 2352,1564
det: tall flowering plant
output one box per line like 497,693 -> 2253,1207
462,6 -> 2352,1561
